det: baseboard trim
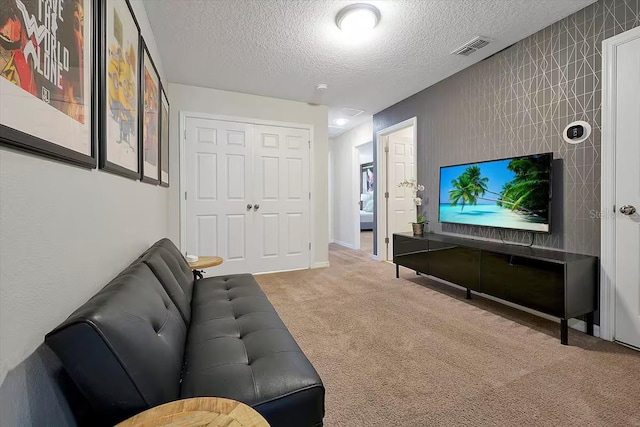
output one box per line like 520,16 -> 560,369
254,267 -> 306,275
312,261 -> 330,269
333,240 -> 355,250
252,262 -> 330,275
569,319 -> 601,337
422,274 -> 600,336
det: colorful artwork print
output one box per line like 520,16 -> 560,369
160,90 -> 169,186
104,0 -> 139,173
0,0 -> 93,161
366,169 -> 374,191
1,0 -> 86,122
142,48 -> 159,181
361,162 -> 374,193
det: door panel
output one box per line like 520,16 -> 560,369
227,214 -> 247,261
261,156 -> 279,199
253,125 -> 310,272
262,214 -> 279,257
226,155 -> 246,199
614,35 -> 640,349
287,158 -> 303,198
287,213 -> 304,255
196,215 -> 217,256
196,154 -> 216,199
186,117 -> 253,276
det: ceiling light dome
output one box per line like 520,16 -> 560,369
336,3 -> 381,35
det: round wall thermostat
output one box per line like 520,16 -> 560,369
563,121 -> 591,144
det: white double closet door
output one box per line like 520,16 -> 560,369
185,117 -> 310,276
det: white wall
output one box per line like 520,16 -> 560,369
358,142 -> 373,165
167,83 -> 329,267
328,119 -> 373,249
0,0 -> 169,388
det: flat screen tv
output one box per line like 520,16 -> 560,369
439,153 -> 553,233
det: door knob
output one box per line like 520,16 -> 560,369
619,205 -> 637,215
253,204 -> 260,211
246,204 -> 253,211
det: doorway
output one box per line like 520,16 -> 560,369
376,118 -> 417,261
601,26 -> 640,349
354,141 -> 374,253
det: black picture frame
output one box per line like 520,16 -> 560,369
98,0 -> 142,180
159,86 -> 170,188
139,39 -> 161,185
0,0 -> 97,169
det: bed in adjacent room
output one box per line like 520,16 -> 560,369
360,192 -> 374,231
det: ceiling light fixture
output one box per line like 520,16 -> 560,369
334,118 -> 349,126
336,3 -> 381,35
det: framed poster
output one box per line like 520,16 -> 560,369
99,0 -> 141,179
0,0 -> 96,168
140,41 -> 160,184
159,87 -> 170,187
361,162 -> 374,193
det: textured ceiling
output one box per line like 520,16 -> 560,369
143,0 -> 595,137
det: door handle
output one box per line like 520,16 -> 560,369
247,204 -> 253,211
253,204 -> 260,211
619,205 -> 637,216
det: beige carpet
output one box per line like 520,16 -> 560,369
360,231 -> 373,255
255,244 -> 640,426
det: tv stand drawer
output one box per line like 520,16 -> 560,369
428,240 -> 480,291
480,252 -> 564,317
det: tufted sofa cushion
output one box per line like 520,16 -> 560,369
180,274 -> 325,427
141,248 -> 193,323
45,263 -> 187,426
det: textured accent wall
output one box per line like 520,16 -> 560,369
374,0 -> 639,257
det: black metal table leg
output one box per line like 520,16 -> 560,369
193,270 -> 203,281
395,264 -> 399,279
561,319 -> 568,345
466,289 -> 471,299
586,312 -> 594,336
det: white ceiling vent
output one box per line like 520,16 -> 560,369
452,36 -> 492,56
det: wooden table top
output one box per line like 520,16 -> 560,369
116,397 -> 270,427
188,256 -> 224,270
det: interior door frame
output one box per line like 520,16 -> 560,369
600,26 -> 640,342
179,111 -> 315,270
374,117 -> 417,261
352,141 -> 373,251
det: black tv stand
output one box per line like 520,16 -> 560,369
393,232 -> 598,345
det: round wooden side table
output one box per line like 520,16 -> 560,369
116,397 -> 270,427
188,256 -> 223,280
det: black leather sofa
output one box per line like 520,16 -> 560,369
45,239 -> 324,426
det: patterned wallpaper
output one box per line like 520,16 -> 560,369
373,0 -> 640,256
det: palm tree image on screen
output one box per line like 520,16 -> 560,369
441,155 -> 550,232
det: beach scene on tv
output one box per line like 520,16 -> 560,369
439,154 -> 552,232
